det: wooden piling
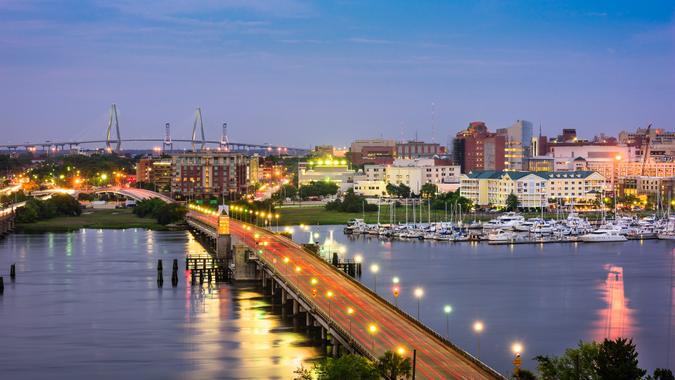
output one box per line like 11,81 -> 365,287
157,259 -> 163,287
0,276 -> 3,294
10,263 -> 16,280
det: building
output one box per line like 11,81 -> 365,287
136,157 -> 172,193
452,122 -> 505,173
347,139 -> 396,165
171,151 -> 251,199
460,170 -> 606,208
358,158 -> 461,195
619,127 -> 675,162
353,180 -> 388,197
298,156 -> 355,191
396,140 -> 445,159
497,120 -> 533,171
619,176 -> 675,201
527,156 -> 554,172
549,143 -> 635,172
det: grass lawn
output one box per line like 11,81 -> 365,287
16,208 -> 171,233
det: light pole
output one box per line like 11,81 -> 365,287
414,287 -> 424,320
347,307 -> 354,336
443,305 -> 452,339
370,264 -> 379,293
512,342 -> 523,380
326,291 -> 334,320
368,323 -> 377,352
473,321 -> 484,358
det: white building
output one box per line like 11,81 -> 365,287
460,170 -> 606,208
298,156 -> 355,192
357,158 -> 461,195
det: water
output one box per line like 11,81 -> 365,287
308,226 -> 675,374
2,227 -> 674,377
0,229 -> 320,380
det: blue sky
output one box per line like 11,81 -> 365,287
1,0 -> 673,148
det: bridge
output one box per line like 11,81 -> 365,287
0,105 -> 309,155
30,186 -> 174,203
185,207 -> 504,379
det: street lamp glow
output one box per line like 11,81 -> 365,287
444,305 -> 452,314
310,277 -> 318,285
368,324 -> 377,334
615,154 -> 622,161
512,342 -> 523,355
392,276 -> 400,284
347,307 -> 354,315
473,321 -> 484,333
295,266 -> 301,273
354,254 -> 363,264
396,347 -> 405,356
370,264 -> 379,273
414,287 -> 424,298
283,257 -> 290,264
326,290 -> 334,298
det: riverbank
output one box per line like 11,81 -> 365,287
276,205 -> 611,226
15,208 -> 177,232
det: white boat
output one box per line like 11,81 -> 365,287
482,213 -> 525,230
657,233 -> 675,240
579,228 -> 627,242
487,229 -> 516,241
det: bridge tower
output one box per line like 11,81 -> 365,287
192,107 -> 206,152
162,122 -> 173,152
105,104 -> 121,152
220,122 -> 229,151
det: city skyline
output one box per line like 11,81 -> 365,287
1,1 -> 674,147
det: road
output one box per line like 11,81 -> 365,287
230,219 -> 504,380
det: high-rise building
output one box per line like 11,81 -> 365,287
171,151 -> 251,200
497,120 -> 533,171
452,122 -> 505,173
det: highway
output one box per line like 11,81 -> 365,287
229,219 -> 504,380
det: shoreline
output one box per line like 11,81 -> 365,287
14,208 -> 185,233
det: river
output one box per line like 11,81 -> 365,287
1,227 -> 673,378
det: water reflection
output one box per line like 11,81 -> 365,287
593,265 -> 635,341
0,230 -> 320,380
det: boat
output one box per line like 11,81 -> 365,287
487,229 -> 516,241
482,213 -> 525,230
579,228 -> 627,242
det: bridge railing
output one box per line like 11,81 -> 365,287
256,254 -> 376,361
248,222 -> 505,379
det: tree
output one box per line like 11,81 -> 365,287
651,368 -> 675,380
516,369 -> 537,380
594,338 -> 645,380
272,184 -> 297,203
535,341 -> 599,380
377,350 -> 412,380
420,183 -> 438,199
506,192 -> 519,211
316,354 -> 379,380
292,365 -> 313,380
299,181 -> 339,199
325,189 -> 377,213
386,183 -> 400,198
154,203 -> 187,225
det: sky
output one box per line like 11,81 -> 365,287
1,0 -> 674,149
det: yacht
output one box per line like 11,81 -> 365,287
487,229 -> 516,241
579,228 -> 627,242
482,212 -> 525,230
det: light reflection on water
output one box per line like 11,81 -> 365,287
306,225 -> 675,374
0,229 -> 320,380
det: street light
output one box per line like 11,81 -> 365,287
392,276 -> 400,284
346,307 -> 354,336
396,347 -> 406,356
443,305 -> 452,339
368,323 -> 377,352
473,321 -> 484,358
392,286 -> 400,308
283,257 -> 290,276
370,264 -> 380,292
354,254 -> 363,264
512,342 -> 523,380
414,287 -> 424,320
326,291 -> 334,319
310,277 -> 318,286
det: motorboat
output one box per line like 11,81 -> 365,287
579,228 -> 627,242
487,229 -> 516,241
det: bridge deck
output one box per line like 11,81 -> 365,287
230,220 -> 503,380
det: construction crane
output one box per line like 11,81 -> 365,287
640,123 -> 652,176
